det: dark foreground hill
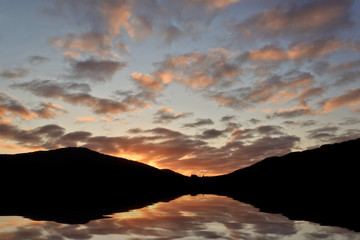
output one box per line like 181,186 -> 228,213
0,147 -> 189,223
0,138 -> 360,231
205,138 -> 360,231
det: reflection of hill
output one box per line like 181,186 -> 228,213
207,138 -> 360,232
0,147 -> 188,223
0,139 -> 360,231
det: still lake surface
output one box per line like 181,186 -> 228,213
0,194 -> 359,240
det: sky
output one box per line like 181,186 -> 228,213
0,0 -> 360,176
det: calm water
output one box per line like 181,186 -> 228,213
0,194 -> 359,240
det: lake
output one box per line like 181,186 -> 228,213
0,194 -> 359,240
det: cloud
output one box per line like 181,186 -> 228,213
334,71 -> 360,86
128,0 -> 241,43
220,115 -> 235,122
233,0 -> 354,39
0,122 -> 65,149
50,0 -> 240,60
287,38 -> 345,60
183,118 -> 214,128
32,102 -> 68,119
114,89 -> 156,109
322,88 -> 360,113
268,104 -> 315,119
209,71 -> 320,111
137,49 -> 241,91
0,120 -> 302,175
81,124 -> 299,175
50,32 -> 120,59
58,131 -> 92,147
242,38 -> 347,63
0,92 -> 36,120
153,107 -> 192,124
76,116 -> 97,122
339,117 -> 360,126
226,135 -> 300,164
197,129 -> 225,139
0,68 -> 28,79
28,55 -> 50,64
68,58 -> 126,82
231,125 -> 285,141
248,45 -> 287,62
12,80 -> 148,115
248,118 -> 261,125
307,126 -> 339,141
131,72 -> 163,91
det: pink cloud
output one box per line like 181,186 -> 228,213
322,88 -> 360,113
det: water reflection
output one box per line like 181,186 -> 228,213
0,195 -> 359,240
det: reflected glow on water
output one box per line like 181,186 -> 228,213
0,195 -> 359,240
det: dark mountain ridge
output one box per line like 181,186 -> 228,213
206,138 -> 360,231
0,147 -> 188,223
1,138 -> 359,231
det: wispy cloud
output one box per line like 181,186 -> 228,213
232,0 -> 354,39
12,80 -> 150,115
322,88 -> 360,113
183,118 -> 214,128
0,68 -> 28,79
67,58 -> 126,82
0,92 -> 36,120
153,107 -> 192,124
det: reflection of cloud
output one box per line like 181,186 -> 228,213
2,195 -> 356,240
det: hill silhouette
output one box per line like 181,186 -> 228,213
0,138 -> 359,231
0,147 -> 188,223
206,138 -> 360,231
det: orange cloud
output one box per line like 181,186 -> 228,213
50,33 -> 118,59
249,45 -> 287,62
323,88 -> 360,113
33,102 -> 67,119
246,39 -> 346,63
287,38 -> 344,60
239,0 -> 353,37
131,72 -> 163,91
269,105 -> 315,118
0,92 -> 37,120
76,116 -> 97,122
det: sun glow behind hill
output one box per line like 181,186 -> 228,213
0,0 -> 360,175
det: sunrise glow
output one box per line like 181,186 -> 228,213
0,0 -> 359,175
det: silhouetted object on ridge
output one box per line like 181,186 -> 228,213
0,138 -> 360,231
